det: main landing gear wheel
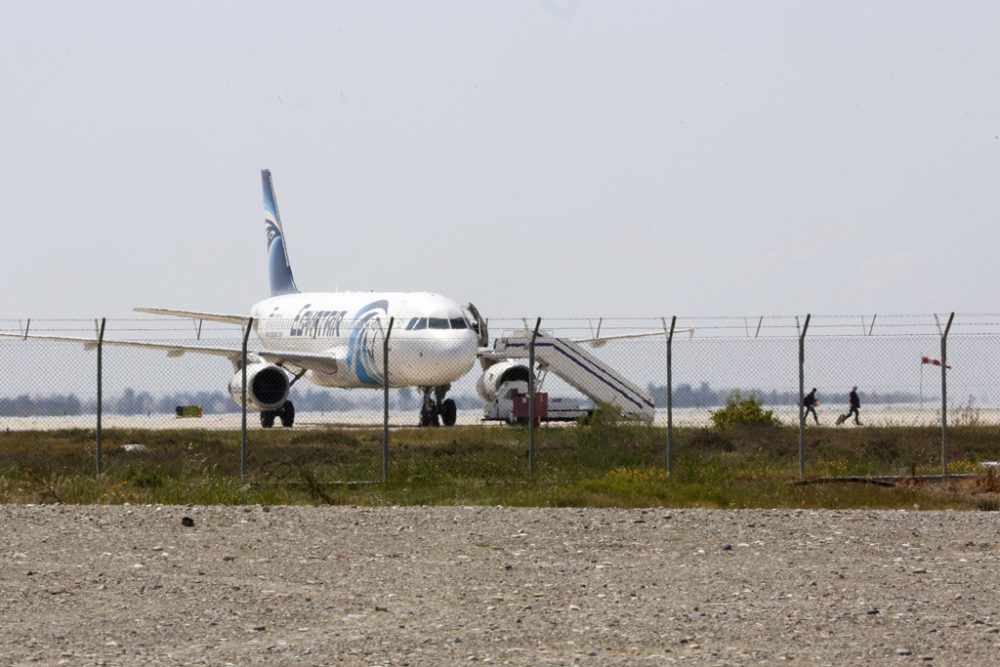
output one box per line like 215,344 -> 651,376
279,400 -> 295,428
419,384 -> 456,427
260,401 -> 296,428
420,409 -> 439,427
441,398 -> 457,426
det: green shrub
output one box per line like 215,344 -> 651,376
710,391 -> 780,429
577,402 -> 623,428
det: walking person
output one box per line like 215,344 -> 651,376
802,387 -> 820,424
836,386 -> 862,426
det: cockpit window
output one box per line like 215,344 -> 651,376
405,314 -> 467,331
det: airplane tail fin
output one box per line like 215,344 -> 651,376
262,169 -> 300,296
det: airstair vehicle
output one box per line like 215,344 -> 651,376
477,329 -> 656,423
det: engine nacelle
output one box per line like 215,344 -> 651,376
228,363 -> 290,411
476,360 -> 532,402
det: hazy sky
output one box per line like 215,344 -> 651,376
3,1 -> 998,320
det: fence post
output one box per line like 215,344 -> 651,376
95,318 -> 106,476
528,317 -> 542,478
798,313 -> 811,477
941,312 -> 954,477
662,316 -> 676,473
382,317 -> 395,483
240,318 -> 253,483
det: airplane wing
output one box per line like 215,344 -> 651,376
480,329 -> 695,353
0,332 -> 341,375
258,350 -> 340,375
575,330 -> 694,348
0,332 -> 245,361
134,307 -> 250,326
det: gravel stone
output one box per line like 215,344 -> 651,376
2,506 -> 1000,665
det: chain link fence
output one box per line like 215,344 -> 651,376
1,314 -> 998,492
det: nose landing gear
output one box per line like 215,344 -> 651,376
420,384 -> 457,427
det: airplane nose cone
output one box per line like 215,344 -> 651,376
432,331 -> 479,379
394,330 -> 478,386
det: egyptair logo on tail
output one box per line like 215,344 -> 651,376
265,215 -> 281,251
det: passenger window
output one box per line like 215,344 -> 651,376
429,318 -> 450,329
450,318 -> 468,329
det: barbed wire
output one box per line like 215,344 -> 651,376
2,313 -> 1000,340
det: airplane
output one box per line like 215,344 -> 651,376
1,170 -> 485,427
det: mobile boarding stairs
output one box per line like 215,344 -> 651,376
479,329 -> 656,423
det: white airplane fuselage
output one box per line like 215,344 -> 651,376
251,290 -> 479,389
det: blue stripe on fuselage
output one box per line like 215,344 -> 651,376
347,300 -> 390,385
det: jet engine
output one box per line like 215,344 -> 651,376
228,363 -> 290,411
476,360 -> 532,402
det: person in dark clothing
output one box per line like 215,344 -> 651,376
838,386 -> 862,426
802,387 -> 819,424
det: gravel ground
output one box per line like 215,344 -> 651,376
2,505 -> 1000,666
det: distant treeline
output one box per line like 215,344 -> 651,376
646,383 -> 923,408
0,387 -> 483,417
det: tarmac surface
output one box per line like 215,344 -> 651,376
4,405 -> 997,431
2,505 -> 1000,665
